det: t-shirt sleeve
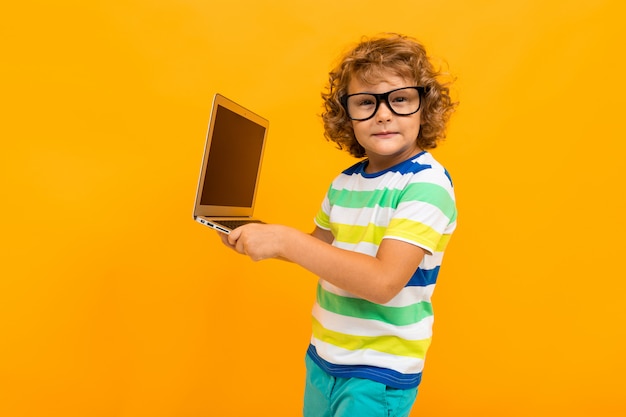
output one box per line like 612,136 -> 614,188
314,193 -> 332,231
384,177 -> 457,255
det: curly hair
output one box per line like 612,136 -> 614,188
321,33 -> 458,158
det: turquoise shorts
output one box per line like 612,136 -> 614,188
303,354 -> 418,417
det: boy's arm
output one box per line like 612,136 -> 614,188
218,226 -> 333,261
225,224 -> 425,304
310,226 -> 334,244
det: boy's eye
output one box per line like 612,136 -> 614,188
391,95 -> 409,103
357,97 -> 375,106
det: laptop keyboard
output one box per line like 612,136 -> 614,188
215,219 -> 265,230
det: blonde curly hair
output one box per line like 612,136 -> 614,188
321,33 -> 457,158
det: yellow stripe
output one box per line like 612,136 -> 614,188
333,223 -> 386,245
387,218 -> 441,249
315,210 -> 330,229
435,233 -> 452,252
312,317 -> 431,359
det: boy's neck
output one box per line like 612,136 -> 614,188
364,150 -> 424,174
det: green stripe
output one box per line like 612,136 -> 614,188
317,285 -> 433,326
401,183 -> 457,222
328,187 -> 399,209
329,182 -> 456,222
312,317 -> 431,359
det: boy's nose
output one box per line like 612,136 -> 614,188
375,100 -> 393,122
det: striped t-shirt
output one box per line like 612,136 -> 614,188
308,151 -> 457,389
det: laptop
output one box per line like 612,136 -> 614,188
193,94 -> 269,234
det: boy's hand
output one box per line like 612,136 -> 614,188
219,223 -> 285,262
218,230 -> 237,251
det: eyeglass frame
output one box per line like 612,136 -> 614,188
340,86 -> 427,121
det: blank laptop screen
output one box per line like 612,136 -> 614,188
200,105 -> 266,207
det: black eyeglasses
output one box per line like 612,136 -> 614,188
341,86 -> 426,121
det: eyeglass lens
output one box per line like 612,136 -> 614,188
346,87 -> 421,121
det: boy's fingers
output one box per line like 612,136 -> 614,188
227,227 -> 242,245
218,232 -> 231,246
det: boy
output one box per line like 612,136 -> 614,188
219,33 -> 457,417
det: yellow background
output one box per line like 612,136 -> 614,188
2,0 -> 625,416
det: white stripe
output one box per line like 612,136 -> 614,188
332,240 -> 378,256
422,251 -> 444,269
319,279 -> 357,298
315,196 -> 331,223
328,199 -> 453,233
330,205 -> 395,227
385,284 -> 435,307
395,200 -> 455,233
319,279 -> 359,298
414,154 -> 455,190
311,337 -> 425,374
334,171 -> 413,192
313,303 -> 434,339
380,235 -> 433,256
412,176 -> 455,196
333,164 -> 454,198
320,280 -> 435,308
333,235 -> 446,265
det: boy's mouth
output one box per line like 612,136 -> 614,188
374,131 -> 397,138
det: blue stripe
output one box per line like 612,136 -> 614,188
341,152 -> 430,178
307,344 -> 422,390
444,168 -> 453,187
342,160 -> 367,175
406,266 -> 439,287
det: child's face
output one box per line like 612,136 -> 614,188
348,72 -> 422,172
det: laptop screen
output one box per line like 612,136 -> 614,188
199,102 -> 267,208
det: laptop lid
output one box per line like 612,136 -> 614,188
193,94 -> 269,218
